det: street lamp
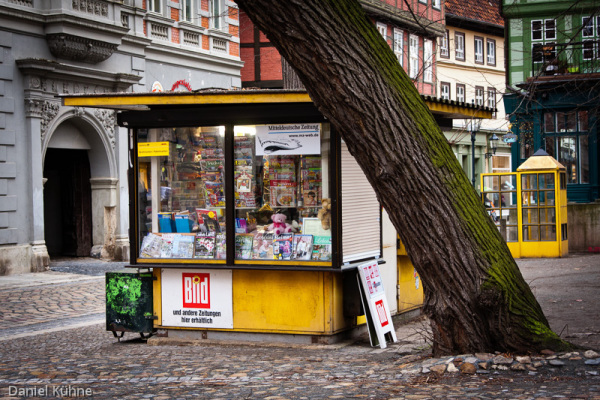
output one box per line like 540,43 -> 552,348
485,133 -> 500,159
470,118 -> 482,187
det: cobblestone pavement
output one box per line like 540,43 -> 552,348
0,256 -> 598,399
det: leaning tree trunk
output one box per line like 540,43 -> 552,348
235,0 -> 572,356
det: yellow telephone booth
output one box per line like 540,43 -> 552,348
481,149 -> 568,258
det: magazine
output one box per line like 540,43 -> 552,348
311,235 -> 332,261
215,233 -> 226,259
292,234 -> 314,261
195,208 -> 221,233
171,234 -> 194,259
273,234 -> 293,260
204,181 -> 225,207
195,232 -> 216,258
140,233 -> 162,258
269,183 -> 296,208
252,232 -> 274,260
235,233 -> 254,260
160,233 -> 176,258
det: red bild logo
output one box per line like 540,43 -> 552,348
375,299 -> 388,327
182,273 -> 210,308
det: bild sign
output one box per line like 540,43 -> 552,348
161,269 -> 233,329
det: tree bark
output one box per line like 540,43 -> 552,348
235,0 -> 572,355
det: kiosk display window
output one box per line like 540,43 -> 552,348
232,124 -> 331,261
137,126 -> 227,260
135,123 -> 332,264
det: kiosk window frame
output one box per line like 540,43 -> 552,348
131,121 -> 340,271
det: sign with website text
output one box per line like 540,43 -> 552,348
255,124 -> 321,155
161,269 -> 233,328
138,141 -> 170,157
357,260 -> 397,349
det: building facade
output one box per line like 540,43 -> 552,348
0,0 -> 242,275
438,0 -> 508,191
239,0 -> 445,95
502,0 -> 599,203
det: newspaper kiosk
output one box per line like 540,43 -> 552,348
64,90 -> 386,342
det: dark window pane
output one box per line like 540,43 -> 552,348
558,137 -> 578,183
580,135 -> 589,184
545,136 -> 556,158
579,111 -> 588,131
544,113 -> 555,132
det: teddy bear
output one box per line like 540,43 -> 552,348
317,198 -> 331,230
267,213 -> 293,235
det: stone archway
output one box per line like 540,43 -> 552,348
43,109 -> 121,259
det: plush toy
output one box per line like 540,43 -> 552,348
317,198 -> 331,230
267,213 -> 293,235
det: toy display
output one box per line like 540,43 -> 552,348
317,198 -> 332,230
267,213 -> 294,235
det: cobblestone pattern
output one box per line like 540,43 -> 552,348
0,324 -> 599,399
0,257 -> 598,398
0,280 -> 104,330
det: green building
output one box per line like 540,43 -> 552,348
502,0 -> 599,203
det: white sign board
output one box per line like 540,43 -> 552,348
161,269 -> 233,329
357,260 -> 397,348
255,124 -> 321,155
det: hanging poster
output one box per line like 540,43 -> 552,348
161,269 -> 233,329
255,124 -> 321,155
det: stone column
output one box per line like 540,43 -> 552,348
24,98 -> 53,271
115,125 -> 130,261
90,177 -> 118,259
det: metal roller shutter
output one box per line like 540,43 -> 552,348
341,141 -> 381,263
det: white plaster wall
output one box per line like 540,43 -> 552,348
380,208 -> 398,315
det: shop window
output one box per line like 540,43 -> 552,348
521,173 -> 556,242
137,127 -> 226,260
136,124 -> 333,264
491,154 -> 511,173
482,174 -> 518,242
232,124 -> 330,261
544,110 -> 589,184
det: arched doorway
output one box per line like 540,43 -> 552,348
43,148 -> 93,256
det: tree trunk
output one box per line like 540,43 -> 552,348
235,0 -> 573,356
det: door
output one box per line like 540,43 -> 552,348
44,149 -> 92,257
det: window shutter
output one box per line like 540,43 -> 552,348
341,141 -> 381,263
